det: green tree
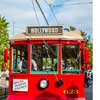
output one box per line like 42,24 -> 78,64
0,16 -> 9,69
69,26 -> 93,67
80,30 -> 93,66
69,26 -> 76,31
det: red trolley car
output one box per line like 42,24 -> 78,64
7,26 -> 89,100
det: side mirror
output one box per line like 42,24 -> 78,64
84,48 -> 90,63
4,49 -> 8,62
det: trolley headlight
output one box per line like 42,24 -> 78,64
39,79 -> 48,89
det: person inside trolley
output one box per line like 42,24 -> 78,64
17,57 -> 28,72
31,55 -> 38,71
17,56 -> 38,72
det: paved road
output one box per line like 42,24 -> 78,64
0,88 -> 8,100
85,84 -> 93,100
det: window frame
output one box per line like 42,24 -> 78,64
12,44 -> 28,73
30,43 -> 58,74
61,44 -> 81,74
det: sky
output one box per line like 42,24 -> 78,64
0,0 -> 92,38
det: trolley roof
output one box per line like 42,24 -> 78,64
11,30 -> 83,40
11,26 -> 83,40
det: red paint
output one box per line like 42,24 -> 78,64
58,43 -> 62,74
9,48 -> 12,72
4,49 -> 8,62
8,74 -> 84,100
80,41 -> 84,49
87,64 -> 91,70
84,48 -> 90,63
7,38 -> 86,100
28,44 -> 31,74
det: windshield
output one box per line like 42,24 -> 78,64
12,44 -> 28,73
31,44 -> 58,74
62,44 -> 80,73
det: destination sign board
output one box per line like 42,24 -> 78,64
26,26 -> 63,35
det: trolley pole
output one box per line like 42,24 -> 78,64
35,0 -> 49,26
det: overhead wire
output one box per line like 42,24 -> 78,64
35,0 -> 49,26
30,0 -> 92,26
52,1 -> 92,7
31,0 -> 40,25
43,0 -> 59,25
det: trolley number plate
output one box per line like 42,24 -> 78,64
64,89 -> 79,95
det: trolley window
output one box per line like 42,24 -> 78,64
31,44 -> 58,74
62,44 -> 80,73
12,44 -> 28,73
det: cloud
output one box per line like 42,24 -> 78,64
0,0 -> 92,38
51,1 -> 92,35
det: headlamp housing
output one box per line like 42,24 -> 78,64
39,78 -> 49,89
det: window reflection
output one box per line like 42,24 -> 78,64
62,44 -> 80,73
12,45 -> 28,73
31,44 -> 58,74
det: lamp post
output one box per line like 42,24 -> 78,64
13,21 -> 15,37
